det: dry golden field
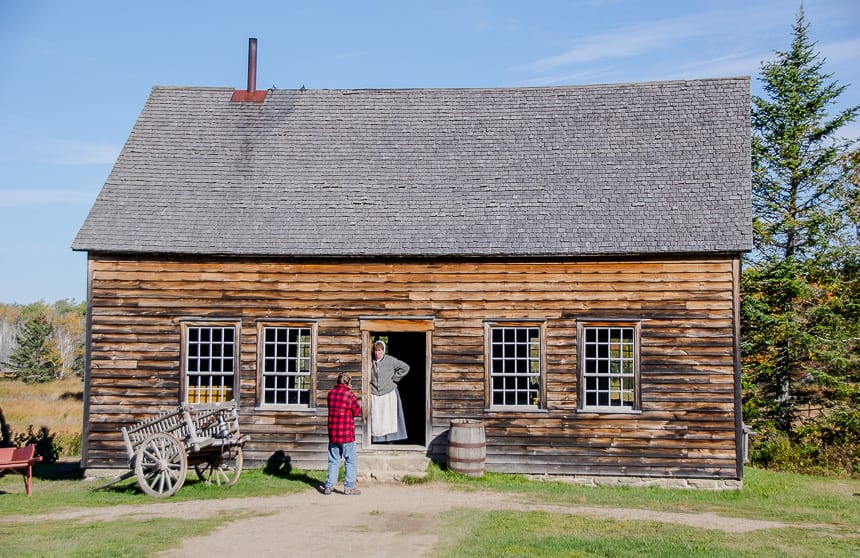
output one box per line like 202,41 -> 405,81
0,376 -> 83,455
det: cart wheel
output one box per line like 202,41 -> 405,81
195,446 -> 243,487
134,432 -> 187,497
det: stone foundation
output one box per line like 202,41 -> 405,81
523,473 -> 743,490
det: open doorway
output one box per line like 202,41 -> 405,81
368,331 -> 427,447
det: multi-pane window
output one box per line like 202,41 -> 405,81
185,325 -> 236,404
581,325 -> 637,410
261,325 -> 313,406
489,325 -> 542,407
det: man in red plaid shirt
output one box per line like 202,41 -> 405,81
323,372 -> 362,495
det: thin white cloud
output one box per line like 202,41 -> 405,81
44,140 -> 121,165
473,17 -> 494,32
819,38 -> 860,71
0,139 -> 121,166
0,187 -> 98,208
584,0 -> 623,7
518,66 -> 621,87
665,52 -> 767,81
518,14 -> 713,73
514,3 -> 794,79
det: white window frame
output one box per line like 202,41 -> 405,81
257,321 -> 317,408
181,321 -> 239,405
485,321 -> 546,409
578,321 -> 641,412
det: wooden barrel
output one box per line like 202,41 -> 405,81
446,419 -> 486,477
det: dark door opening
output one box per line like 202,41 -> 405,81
370,331 -> 426,446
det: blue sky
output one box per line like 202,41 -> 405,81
1,0 -> 858,304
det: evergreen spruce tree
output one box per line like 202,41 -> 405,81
744,6 -> 859,451
751,7 -> 858,263
4,313 -> 59,383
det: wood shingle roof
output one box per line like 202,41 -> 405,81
72,78 -> 752,257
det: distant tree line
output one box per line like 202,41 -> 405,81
743,7 -> 859,476
0,300 -> 85,383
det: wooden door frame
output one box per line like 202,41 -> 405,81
359,317 -> 434,450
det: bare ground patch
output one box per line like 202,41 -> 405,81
6,482 -> 793,557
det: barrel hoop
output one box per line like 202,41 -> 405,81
448,457 -> 486,464
447,441 -> 486,449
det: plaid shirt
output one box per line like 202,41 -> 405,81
327,383 -> 361,444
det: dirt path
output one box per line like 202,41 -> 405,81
8,481 -> 788,557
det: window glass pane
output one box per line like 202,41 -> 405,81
185,325 -> 236,404
489,326 -> 541,407
261,326 -> 313,406
581,326 -> 636,409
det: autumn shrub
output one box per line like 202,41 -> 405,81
0,376 -> 82,458
751,431 -> 800,471
750,411 -> 860,477
12,424 -> 60,463
55,431 -> 82,457
796,408 -> 860,476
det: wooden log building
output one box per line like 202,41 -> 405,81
72,68 -> 751,483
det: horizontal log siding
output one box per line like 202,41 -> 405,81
84,255 -> 739,478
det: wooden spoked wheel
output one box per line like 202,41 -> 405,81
134,432 -> 187,497
195,446 -> 243,486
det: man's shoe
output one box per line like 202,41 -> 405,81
323,485 -> 333,495
344,487 -> 361,495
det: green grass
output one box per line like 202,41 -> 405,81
1,466 -> 326,557
422,464 -> 860,527
2,464 -> 859,557
0,516 -> 230,558
434,510 -> 860,558
425,465 -> 860,557
0,465 -> 325,516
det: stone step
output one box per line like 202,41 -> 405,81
356,451 -> 431,481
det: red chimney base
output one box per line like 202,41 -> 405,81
231,90 -> 267,102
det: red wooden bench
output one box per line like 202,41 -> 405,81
0,445 -> 42,496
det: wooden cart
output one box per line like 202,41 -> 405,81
105,400 -> 247,497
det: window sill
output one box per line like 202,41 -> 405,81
577,407 -> 642,415
254,405 -> 318,413
483,406 -> 548,414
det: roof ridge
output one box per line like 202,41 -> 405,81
148,76 -> 750,95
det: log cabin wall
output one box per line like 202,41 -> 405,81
83,253 -> 741,480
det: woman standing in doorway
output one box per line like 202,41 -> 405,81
370,340 -> 409,442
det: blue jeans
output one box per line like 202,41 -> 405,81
325,441 -> 357,490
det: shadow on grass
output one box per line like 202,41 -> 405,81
0,459 -> 86,496
263,450 -> 322,489
34,459 -> 85,480
91,450 -> 324,496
